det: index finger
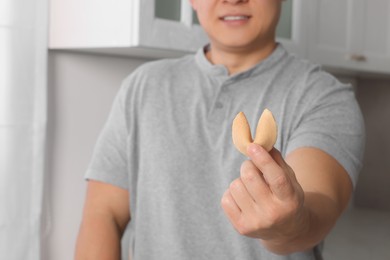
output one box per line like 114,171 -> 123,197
247,143 -> 294,200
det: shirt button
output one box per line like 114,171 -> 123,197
215,102 -> 224,109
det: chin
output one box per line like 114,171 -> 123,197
219,39 -> 270,51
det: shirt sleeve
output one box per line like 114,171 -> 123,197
286,70 -> 365,188
84,80 -> 131,190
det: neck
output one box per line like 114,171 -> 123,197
205,41 -> 277,75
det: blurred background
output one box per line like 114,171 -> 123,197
1,0 -> 389,259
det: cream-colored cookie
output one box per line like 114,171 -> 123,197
253,109 -> 278,152
232,109 -> 277,156
232,112 -> 253,156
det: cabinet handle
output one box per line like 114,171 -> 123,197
348,54 -> 367,62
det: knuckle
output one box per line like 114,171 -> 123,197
220,193 -> 233,208
220,195 -> 228,207
240,168 -> 257,183
235,213 -> 265,237
229,178 -> 243,192
272,174 -> 289,190
251,217 -> 263,232
236,219 -> 251,236
289,195 -> 303,214
240,160 -> 253,173
240,160 -> 261,184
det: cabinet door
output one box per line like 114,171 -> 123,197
276,0 -> 307,57
307,0 -> 390,74
49,0 -> 207,58
49,0 -> 134,49
307,0 -> 358,70
358,0 -> 390,74
138,0 -> 208,54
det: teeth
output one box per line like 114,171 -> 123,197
223,16 -> 248,21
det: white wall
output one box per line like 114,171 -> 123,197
45,51 -> 149,260
45,51 -> 390,260
1,0 -> 48,258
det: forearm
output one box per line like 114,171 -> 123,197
258,147 -> 353,255
75,212 -> 124,260
75,180 -> 130,259
260,192 -> 344,255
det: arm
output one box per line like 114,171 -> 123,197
75,180 -> 130,260
281,146 -> 352,252
221,143 -> 352,255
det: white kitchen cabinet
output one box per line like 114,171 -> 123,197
307,0 -> 390,74
49,0 -> 208,58
49,0 -> 306,59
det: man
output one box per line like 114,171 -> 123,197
75,0 -> 365,259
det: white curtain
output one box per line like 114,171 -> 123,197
0,0 -> 48,259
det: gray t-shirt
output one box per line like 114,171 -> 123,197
85,44 -> 365,260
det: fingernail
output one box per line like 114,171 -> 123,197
247,143 -> 262,155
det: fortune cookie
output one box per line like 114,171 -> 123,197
232,109 -> 277,156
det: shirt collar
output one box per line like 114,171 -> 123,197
195,43 -> 287,81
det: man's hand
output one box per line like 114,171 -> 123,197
221,143 -> 308,247
221,143 -> 353,255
